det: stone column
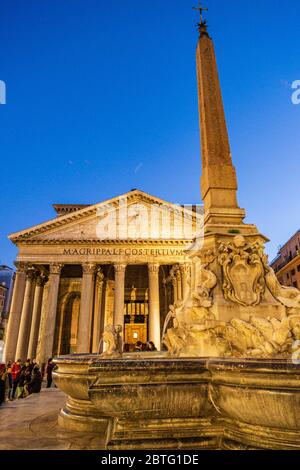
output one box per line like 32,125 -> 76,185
15,266 -> 36,361
180,263 -> 191,300
162,277 -> 168,317
3,262 -> 27,363
37,263 -> 63,366
113,264 -> 127,329
170,268 -> 178,303
27,270 -> 48,360
148,263 -> 161,350
77,263 -> 96,354
192,258 -> 198,293
92,268 -> 105,353
176,267 -> 182,301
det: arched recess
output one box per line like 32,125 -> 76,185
58,292 -> 81,355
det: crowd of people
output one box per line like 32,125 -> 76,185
0,358 -> 55,406
0,342 -> 157,404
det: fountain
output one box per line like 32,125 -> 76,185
53,15 -> 300,450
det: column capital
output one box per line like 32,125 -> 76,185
82,263 -> 97,275
25,265 -> 37,281
148,263 -> 160,274
36,272 -> 49,287
179,263 -> 191,275
49,263 -> 63,275
114,263 -> 127,274
14,261 -> 27,273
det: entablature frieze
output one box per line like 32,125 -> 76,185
15,240 -> 195,266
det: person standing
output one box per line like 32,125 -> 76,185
46,358 -> 54,388
22,368 -> 32,397
27,359 -> 34,374
16,366 -> 26,399
11,359 -> 22,400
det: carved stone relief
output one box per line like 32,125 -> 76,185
218,235 -> 265,307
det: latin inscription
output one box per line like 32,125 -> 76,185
63,248 -> 186,257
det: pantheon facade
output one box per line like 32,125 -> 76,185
4,190 -> 202,364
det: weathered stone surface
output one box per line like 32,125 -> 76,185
53,355 -> 300,450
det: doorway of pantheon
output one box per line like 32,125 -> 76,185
124,265 -> 148,351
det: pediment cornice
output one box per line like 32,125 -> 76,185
9,190 -> 203,244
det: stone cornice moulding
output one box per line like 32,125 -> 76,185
9,190 -> 203,243
16,239 -> 194,246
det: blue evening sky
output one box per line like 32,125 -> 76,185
0,0 -> 299,268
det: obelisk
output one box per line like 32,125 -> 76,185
196,18 -> 259,235
197,22 -> 240,223
163,6 -> 300,358
190,9 -> 284,324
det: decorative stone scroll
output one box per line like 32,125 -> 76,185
218,235 -> 266,307
192,264 -> 217,308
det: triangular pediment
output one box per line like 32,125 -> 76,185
9,190 -> 203,244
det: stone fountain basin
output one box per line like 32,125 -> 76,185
53,355 -> 300,449
209,358 -> 300,431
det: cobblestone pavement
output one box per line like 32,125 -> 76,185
0,389 -> 106,450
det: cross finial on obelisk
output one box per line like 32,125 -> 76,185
192,1 -> 208,25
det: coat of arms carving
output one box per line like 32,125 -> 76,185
218,235 -> 265,307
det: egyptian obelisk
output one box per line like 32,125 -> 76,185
189,7 -> 287,326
